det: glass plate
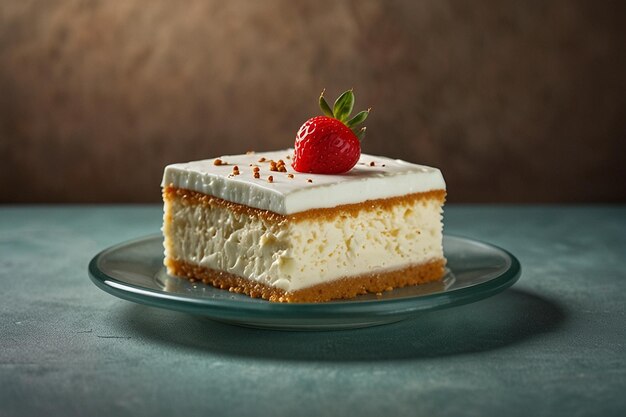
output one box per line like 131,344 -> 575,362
88,234 -> 521,330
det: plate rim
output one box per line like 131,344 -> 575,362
88,234 -> 521,318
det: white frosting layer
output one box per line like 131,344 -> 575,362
162,150 -> 445,215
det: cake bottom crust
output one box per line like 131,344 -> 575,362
165,258 -> 446,303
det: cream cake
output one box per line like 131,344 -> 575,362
161,149 -> 446,302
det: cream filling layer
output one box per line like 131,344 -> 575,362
163,195 -> 444,292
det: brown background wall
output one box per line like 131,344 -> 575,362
1,0 -> 624,203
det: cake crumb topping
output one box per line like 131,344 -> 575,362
214,159 -> 226,166
369,161 -> 375,167
258,157 -> 266,162
253,172 -> 260,179
270,159 -> 288,173
287,174 -> 294,179
268,176 -> 274,183
307,179 -> 313,183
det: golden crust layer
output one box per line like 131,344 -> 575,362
166,258 -> 446,303
163,185 -> 445,223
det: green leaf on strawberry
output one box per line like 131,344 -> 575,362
319,90 -> 334,118
333,89 -> 355,122
346,109 -> 370,128
353,126 -> 367,141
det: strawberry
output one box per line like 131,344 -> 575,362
292,89 -> 370,174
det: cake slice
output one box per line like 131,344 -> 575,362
161,149 -> 446,302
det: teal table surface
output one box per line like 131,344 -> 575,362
1,205 -> 625,417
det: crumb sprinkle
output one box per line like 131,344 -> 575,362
253,172 -> 260,179
258,157 -> 266,162
270,159 -> 288,172
267,175 -> 274,183
287,173 -> 294,179
214,159 -> 226,166
307,178 -> 313,183
369,161 -> 375,166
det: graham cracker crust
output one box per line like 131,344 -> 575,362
165,258 -> 446,303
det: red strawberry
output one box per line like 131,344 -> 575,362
293,116 -> 361,174
292,89 -> 370,174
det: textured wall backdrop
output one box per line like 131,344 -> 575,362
1,0 -> 625,203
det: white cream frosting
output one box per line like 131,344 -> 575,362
161,149 -> 445,215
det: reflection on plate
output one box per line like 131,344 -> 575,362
89,235 -> 521,330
